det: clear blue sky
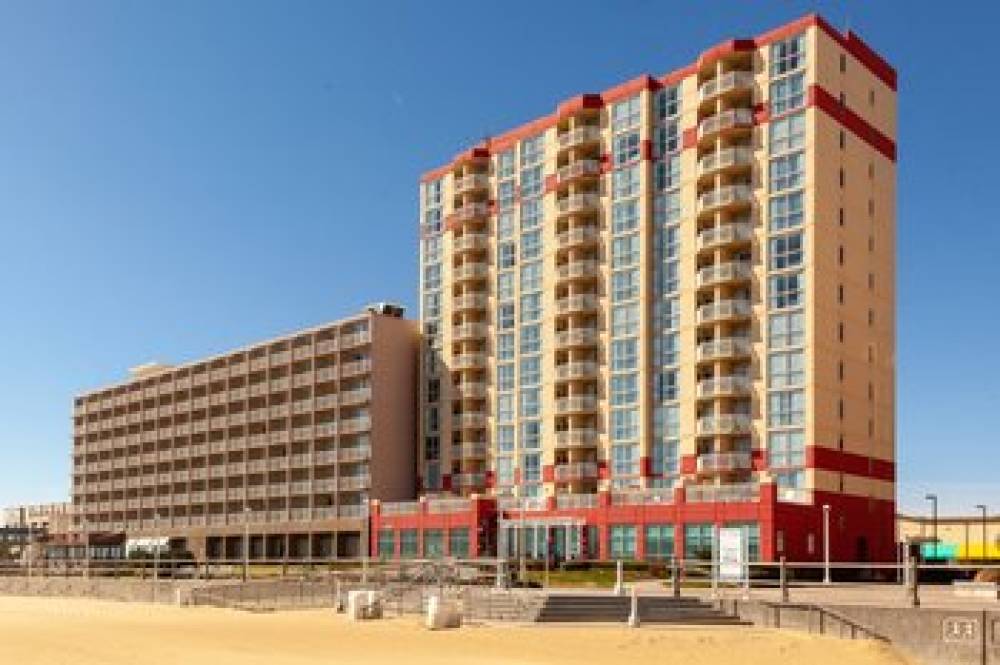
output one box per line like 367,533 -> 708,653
1,1 -> 996,516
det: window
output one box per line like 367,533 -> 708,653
497,272 -> 514,301
519,388 -> 540,418
612,199 -> 639,232
423,208 -> 442,233
498,180 -> 516,209
612,235 -> 640,268
422,236 -> 441,263
521,230 -> 541,261
520,355 -> 541,385
769,191 -> 804,232
377,529 -> 395,559
400,530 -> 418,558
724,523 -> 761,562
520,165 -> 543,198
426,379 -> 440,403
658,260 -> 679,295
769,232 -> 803,270
613,165 -> 640,199
611,374 -> 638,405
520,135 -> 544,166
497,210 -> 514,239
611,339 -> 638,371
768,389 -> 805,427
423,292 -> 441,319
520,292 -> 541,322
654,330 -> 678,366
496,456 -> 514,484
496,393 -> 514,422
521,421 -> 541,450
425,463 -> 440,490
425,408 -> 440,434
775,469 -> 805,489
609,525 -> 637,559
497,364 -> 515,391
611,444 -> 639,479
423,264 -> 441,290
423,179 -> 443,207
768,311 -> 805,348
521,453 -> 541,481
497,303 -> 515,329
498,242 -> 517,269
655,370 -> 678,401
645,525 -> 674,559
769,152 -> 804,191
423,529 -> 444,558
520,325 -> 541,354
651,440 -> 678,477
656,224 -> 679,260
612,269 -> 639,301
611,408 -> 639,441
684,524 -> 714,560
769,112 -> 805,153
655,155 -> 680,190
612,95 -> 642,131
497,425 -> 515,452
769,72 -> 805,115
656,86 -> 680,119
768,350 -> 805,388
613,130 -> 641,165
654,121 -> 679,156
655,190 -> 681,224
656,297 -> 680,329
497,150 -> 516,179
520,262 -> 542,292
449,529 -> 470,558
520,198 -> 542,229
771,34 -> 805,76
611,303 -> 640,337
769,272 -> 804,309
769,430 -> 805,468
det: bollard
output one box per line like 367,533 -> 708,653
613,560 -> 625,596
671,557 -> 681,598
627,585 -> 640,628
909,557 -> 920,608
779,557 -> 789,603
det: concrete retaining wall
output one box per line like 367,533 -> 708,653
0,576 -> 207,605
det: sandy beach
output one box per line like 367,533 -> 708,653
0,596 -> 912,665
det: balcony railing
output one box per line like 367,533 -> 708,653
696,299 -> 753,324
451,472 -> 486,488
697,376 -> 752,398
452,441 -> 488,458
452,412 -> 487,429
696,337 -> 752,362
452,323 -> 489,340
698,184 -> 754,213
454,382 -> 488,399
697,107 -> 754,140
556,226 -> 600,248
698,146 -> 754,176
555,294 -> 599,314
452,234 -> 489,252
452,353 -> 487,370
698,70 -> 755,101
611,489 -> 673,506
696,452 -> 753,473
685,482 -> 759,503
452,293 -> 488,311
553,461 -> 599,482
697,260 -> 753,287
555,327 -> 599,347
453,172 -> 489,195
557,125 -> 601,150
556,193 -> 601,216
556,259 -> 600,282
554,395 -> 598,414
555,493 -> 598,509
696,221 -> 753,250
554,429 -> 598,448
556,159 -> 601,184
555,361 -> 599,381
452,262 -> 489,281
451,202 -> 489,223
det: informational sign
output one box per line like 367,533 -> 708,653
718,527 -> 745,582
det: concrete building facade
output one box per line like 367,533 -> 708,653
71,304 -> 417,560
391,14 -> 897,562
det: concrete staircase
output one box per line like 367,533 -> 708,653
536,594 -> 748,625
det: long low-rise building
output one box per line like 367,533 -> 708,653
71,304 -> 417,560
898,512 -> 1000,561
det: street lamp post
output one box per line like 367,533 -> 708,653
243,505 -> 251,582
519,497 -> 527,583
822,504 -> 831,585
925,494 -> 938,561
975,504 -> 988,562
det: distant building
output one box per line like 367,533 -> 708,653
1,502 -> 71,531
897,513 -> 1000,561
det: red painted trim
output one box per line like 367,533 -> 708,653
809,85 -> 896,161
421,13 -> 896,182
597,460 -> 609,480
542,464 -> 554,483
543,173 -> 558,194
751,449 -> 766,471
680,455 -> 696,475
681,127 -> 698,150
806,445 -> 895,482
753,102 -> 770,125
639,456 -> 651,477
442,474 -> 452,492
640,139 -> 653,161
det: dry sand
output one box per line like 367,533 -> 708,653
0,596 -> 912,665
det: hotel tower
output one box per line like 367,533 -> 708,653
392,14 -> 897,562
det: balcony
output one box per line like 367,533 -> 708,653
696,414 -> 753,436
452,472 -> 486,489
696,298 -> 753,324
452,322 -> 489,341
340,473 -> 371,490
555,361 -> 599,381
697,376 -> 752,398
555,395 -> 598,414
698,146 -> 754,178
554,492 -> 598,510
698,70 -> 755,102
339,417 -> 371,434
452,234 -> 489,253
554,429 -> 598,449
557,125 -> 601,150
696,221 -> 753,251
452,412 -> 487,429
556,193 -> 601,217
556,294 -> 599,314
696,337 -> 752,362
556,228 -> 600,252
696,451 -> 753,473
555,327 -> 599,348
553,462 -> 598,483
452,262 -> 489,282
697,184 -> 754,214
340,387 -> 371,406
452,293 -> 488,312
454,382 -> 488,399
452,353 -> 487,370
556,159 -> 601,185
451,202 -> 489,224
696,260 -> 753,287
685,482 -> 759,503
341,358 -> 371,376
556,259 -> 600,283
697,107 -> 754,141
453,173 -> 489,195
452,441 -> 488,458
611,489 -> 673,506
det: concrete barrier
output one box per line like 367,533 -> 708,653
425,595 -> 462,630
347,590 -> 382,620
954,582 -> 1000,601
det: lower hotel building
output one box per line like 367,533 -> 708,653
71,304 -> 417,560
375,13 -> 898,562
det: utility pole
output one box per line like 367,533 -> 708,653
822,504 -> 831,585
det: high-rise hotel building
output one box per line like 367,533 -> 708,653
399,14 -> 896,562
72,305 -> 417,560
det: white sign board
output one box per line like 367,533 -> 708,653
718,527 -> 745,582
